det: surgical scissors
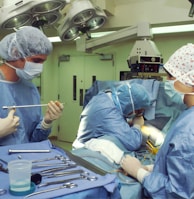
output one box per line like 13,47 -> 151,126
38,171 -> 98,188
24,182 -> 77,198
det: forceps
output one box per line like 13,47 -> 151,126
24,182 -> 77,199
38,171 -> 98,188
38,164 -> 77,175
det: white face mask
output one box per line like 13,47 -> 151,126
6,60 -> 43,80
172,70 -> 194,95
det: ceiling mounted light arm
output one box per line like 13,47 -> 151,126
76,22 -> 152,53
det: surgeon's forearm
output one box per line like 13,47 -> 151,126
31,127 -> 51,142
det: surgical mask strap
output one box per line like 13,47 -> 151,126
5,62 -> 17,71
111,88 -> 123,114
127,83 -> 135,114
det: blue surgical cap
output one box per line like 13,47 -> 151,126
0,26 -> 53,61
116,83 -> 151,115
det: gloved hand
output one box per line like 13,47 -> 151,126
141,125 -> 165,147
132,116 -> 144,128
143,164 -> 154,172
120,155 -> 142,179
42,101 -> 64,129
0,109 -> 20,138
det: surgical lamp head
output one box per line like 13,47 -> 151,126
57,0 -> 107,41
0,26 -> 53,61
0,0 -> 68,29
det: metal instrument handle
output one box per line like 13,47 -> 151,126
38,176 -> 83,188
24,183 -> 77,198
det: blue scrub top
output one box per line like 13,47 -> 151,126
143,106 -> 194,199
73,91 -> 142,151
0,79 -> 51,145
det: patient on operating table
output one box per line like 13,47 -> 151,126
73,82 -> 155,164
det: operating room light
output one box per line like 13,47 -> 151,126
87,16 -> 105,30
73,10 -> 94,24
0,0 -> 107,41
63,26 -> 80,40
0,0 -> 68,29
31,1 -> 64,14
3,14 -> 31,29
56,0 -> 107,41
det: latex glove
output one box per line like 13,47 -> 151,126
143,164 -> 154,172
120,155 -> 142,179
0,109 -> 20,138
141,125 -> 165,147
43,100 -> 64,125
132,116 -> 144,129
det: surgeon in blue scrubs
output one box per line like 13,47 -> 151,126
121,43 -> 194,199
0,26 -> 63,145
73,82 -> 152,155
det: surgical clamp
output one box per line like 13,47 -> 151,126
24,182 -> 77,199
38,172 -> 98,188
38,164 -> 77,175
45,169 -> 84,178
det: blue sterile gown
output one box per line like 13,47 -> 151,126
0,79 -> 51,145
73,91 -> 142,151
143,106 -> 194,199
